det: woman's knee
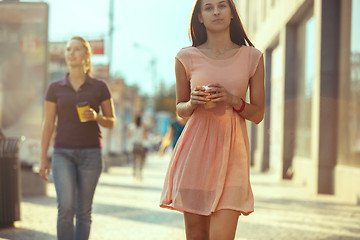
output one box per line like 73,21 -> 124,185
57,193 -> 75,217
209,210 -> 239,240
186,229 -> 209,240
58,203 -> 75,220
76,210 -> 91,222
184,212 -> 210,240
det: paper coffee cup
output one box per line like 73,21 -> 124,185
203,86 -> 217,109
204,101 -> 217,109
76,101 -> 90,122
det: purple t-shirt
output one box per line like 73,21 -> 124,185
45,74 -> 111,149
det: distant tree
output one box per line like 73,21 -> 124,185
154,81 -> 176,115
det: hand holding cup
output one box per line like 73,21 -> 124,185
203,86 -> 217,109
76,101 -> 90,122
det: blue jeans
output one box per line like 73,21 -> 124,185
52,148 -> 102,240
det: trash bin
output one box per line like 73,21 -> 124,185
0,136 -> 25,228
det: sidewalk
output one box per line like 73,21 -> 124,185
0,152 -> 359,240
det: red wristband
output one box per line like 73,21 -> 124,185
233,98 -> 245,113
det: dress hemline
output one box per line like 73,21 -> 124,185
160,201 -> 253,216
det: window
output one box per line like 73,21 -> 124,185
349,0 -> 360,153
294,14 -> 315,158
269,44 -> 283,171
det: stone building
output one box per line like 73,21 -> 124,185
235,0 -> 360,204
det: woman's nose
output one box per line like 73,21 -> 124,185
213,7 -> 220,15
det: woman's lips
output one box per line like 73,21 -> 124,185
213,19 -> 224,23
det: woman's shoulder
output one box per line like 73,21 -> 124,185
47,76 -> 66,88
178,46 -> 195,53
87,75 -> 109,88
176,46 -> 197,58
88,75 -> 106,83
241,45 -> 263,55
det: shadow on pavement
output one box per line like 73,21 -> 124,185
21,193 -> 184,229
93,202 -> 184,229
21,195 -> 57,207
320,237 -> 360,240
255,196 -> 360,217
0,228 -> 56,240
236,220 -> 360,240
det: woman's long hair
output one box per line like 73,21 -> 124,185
69,36 -> 93,76
189,0 -> 253,47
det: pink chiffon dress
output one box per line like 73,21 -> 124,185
160,45 -> 263,216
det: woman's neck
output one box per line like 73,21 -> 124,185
204,30 -> 234,51
68,67 -> 87,83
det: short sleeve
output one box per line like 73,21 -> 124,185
99,80 -> 112,102
45,82 -> 57,103
249,47 -> 263,78
175,48 -> 192,81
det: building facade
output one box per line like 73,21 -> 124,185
235,0 -> 360,204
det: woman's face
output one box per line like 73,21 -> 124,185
64,39 -> 89,68
198,0 -> 232,32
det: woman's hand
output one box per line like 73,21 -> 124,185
206,83 -> 236,106
39,157 -> 51,181
82,108 -> 98,121
189,86 -> 210,108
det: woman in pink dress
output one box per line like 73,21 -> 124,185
160,0 -> 264,239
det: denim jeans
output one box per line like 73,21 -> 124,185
52,148 -> 102,240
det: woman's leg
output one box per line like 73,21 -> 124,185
209,210 -> 240,240
135,155 -> 142,180
75,148 -> 102,240
184,211 -> 210,240
138,148 -> 146,181
52,149 -> 77,240
132,149 -> 137,178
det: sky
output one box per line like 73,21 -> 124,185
351,0 -> 360,52
25,0 -> 196,95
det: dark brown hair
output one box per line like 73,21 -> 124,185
189,0 -> 254,47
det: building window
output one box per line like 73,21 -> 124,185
269,44 -> 283,171
294,14 -> 315,159
349,0 -> 360,153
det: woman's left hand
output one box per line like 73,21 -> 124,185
82,108 -> 98,121
206,83 -> 236,106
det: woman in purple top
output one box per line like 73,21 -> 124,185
39,36 -> 115,240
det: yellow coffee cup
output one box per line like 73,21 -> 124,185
76,101 -> 90,122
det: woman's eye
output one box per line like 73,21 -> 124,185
205,7 -> 213,11
219,4 -> 226,8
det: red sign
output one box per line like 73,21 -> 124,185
89,39 -> 104,55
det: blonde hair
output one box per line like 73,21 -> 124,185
69,36 -> 93,76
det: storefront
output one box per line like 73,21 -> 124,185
236,0 -> 360,203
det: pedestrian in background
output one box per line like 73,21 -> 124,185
127,114 -> 148,181
158,113 -> 187,156
39,36 -> 116,240
160,0 -> 264,239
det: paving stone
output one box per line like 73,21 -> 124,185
0,152 -> 359,240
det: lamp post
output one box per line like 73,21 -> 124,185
108,0 -> 114,76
